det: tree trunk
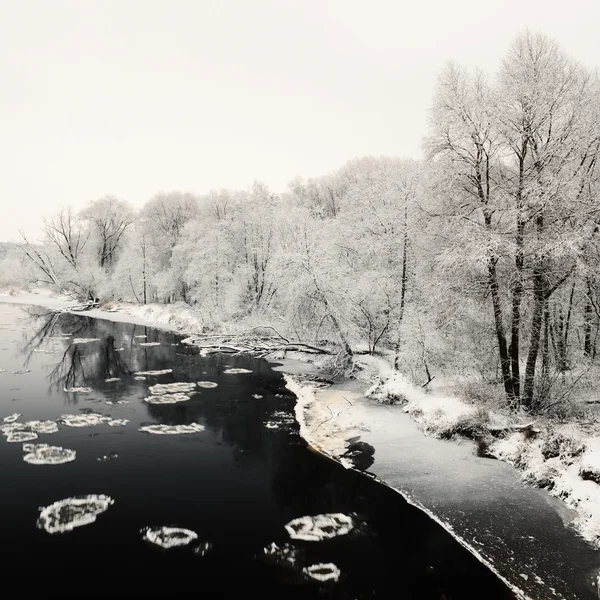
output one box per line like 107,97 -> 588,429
394,205 -> 409,370
584,280 -> 593,357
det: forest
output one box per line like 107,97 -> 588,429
3,31 -> 600,416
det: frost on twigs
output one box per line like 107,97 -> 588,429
58,413 -> 111,428
303,563 -> 341,582
285,513 -> 355,541
37,495 -> 114,534
139,423 -> 205,435
141,526 -> 198,548
223,368 -> 252,374
149,382 -> 196,395
71,338 -> 100,344
197,381 -> 218,389
144,393 -> 190,404
3,413 -> 21,423
64,387 -> 92,393
23,443 -> 76,465
135,369 -> 172,376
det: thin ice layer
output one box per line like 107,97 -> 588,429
23,443 -> 76,465
37,495 -> 114,534
285,513 -> 354,541
141,526 -> 198,548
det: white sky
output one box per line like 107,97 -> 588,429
1,0 -> 599,242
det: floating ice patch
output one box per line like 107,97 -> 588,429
139,423 -> 205,435
3,413 -> 21,423
71,338 -> 100,344
104,400 -> 129,405
105,377 -> 121,382
285,513 -> 354,541
149,382 -> 196,395
115,348 -> 124,352
64,387 -> 92,393
7,430 -> 38,443
197,381 -> 218,389
37,495 -> 114,534
252,394 -> 263,399
23,443 -> 76,465
134,376 -> 146,380
97,453 -> 118,462
223,368 -> 252,374
303,563 -> 341,583
139,342 -> 161,347
263,542 -> 300,566
26,420 -> 59,434
194,542 -> 213,557
264,421 -> 279,429
106,418 -> 129,427
0,368 -> 5,373
144,393 -> 190,404
134,335 -> 147,339
135,369 -> 173,376
59,413 -> 111,428
11,369 -> 30,375
141,526 -> 198,548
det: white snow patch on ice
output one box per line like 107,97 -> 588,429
223,368 -> 252,374
139,342 -> 161,347
285,513 -> 354,541
59,413 -> 110,428
303,563 -> 341,583
23,443 -> 76,465
135,369 -> 173,376
149,382 -> 196,395
37,495 -> 114,534
64,387 -> 92,393
144,393 -> 190,404
141,526 -> 198,548
138,423 -> 205,435
104,377 -> 121,382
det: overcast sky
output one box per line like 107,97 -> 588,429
1,0 -> 599,242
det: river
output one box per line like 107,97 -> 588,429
0,303 -> 515,598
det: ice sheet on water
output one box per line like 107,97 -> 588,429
141,526 -> 198,548
144,393 -> 190,404
197,381 -> 218,389
134,376 -> 146,380
139,342 -> 161,347
11,369 -> 30,375
37,495 -> 114,534
105,378 -> 121,382
64,387 -> 92,393
135,369 -> 172,376
6,430 -> 38,443
107,418 -> 129,427
59,413 -> 111,428
223,368 -> 252,374
3,413 -> 21,423
139,423 -> 205,435
23,443 -> 76,465
105,400 -> 129,405
303,563 -> 341,582
26,420 -> 59,434
285,513 -> 354,541
72,338 -> 100,344
149,382 -> 196,395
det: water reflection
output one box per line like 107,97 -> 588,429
0,304 -> 515,599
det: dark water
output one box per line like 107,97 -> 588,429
0,304 -> 515,598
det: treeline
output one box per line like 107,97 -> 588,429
13,32 -> 600,412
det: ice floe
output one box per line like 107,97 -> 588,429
23,443 -> 76,465
263,542 -> 300,566
64,387 -> 92,393
134,335 -> 147,339
223,368 -> 252,374
37,495 -> 114,534
105,400 -> 129,405
107,418 -> 129,427
11,369 -> 30,375
6,429 -> 38,443
141,526 -> 198,548
134,376 -> 146,380
194,542 -> 213,557
144,393 -> 191,404
285,513 -> 354,541
104,377 -> 121,382
71,338 -> 100,344
26,420 -> 59,434
303,563 -> 341,582
139,342 -> 161,347
252,394 -> 263,399
134,369 -> 173,376
58,413 -> 111,427
139,423 -> 205,435
3,413 -> 21,423
197,381 -> 218,389
97,453 -> 118,462
149,382 -> 196,395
